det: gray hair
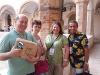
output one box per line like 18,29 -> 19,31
16,14 -> 28,21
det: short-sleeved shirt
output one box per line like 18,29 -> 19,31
68,32 -> 88,68
45,34 -> 68,64
0,30 -> 36,75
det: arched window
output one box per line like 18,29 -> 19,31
7,14 -> 12,26
7,14 -> 12,31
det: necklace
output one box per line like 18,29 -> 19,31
19,33 -> 24,38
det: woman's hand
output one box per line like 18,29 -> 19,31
63,60 -> 69,68
40,55 -> 46,61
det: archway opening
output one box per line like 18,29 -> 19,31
7,14 -> 12,27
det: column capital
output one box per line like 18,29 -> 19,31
74,0 -> 89,4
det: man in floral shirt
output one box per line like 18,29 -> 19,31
68,20 -> 89,75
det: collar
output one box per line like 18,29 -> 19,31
14,30 -> 26,35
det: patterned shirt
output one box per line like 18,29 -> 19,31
68,32 -> 88,68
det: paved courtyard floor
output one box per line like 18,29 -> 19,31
0,43 -> 100,75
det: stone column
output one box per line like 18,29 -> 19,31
86,0 -> 94,48
75,0 -> 89,33
87,0 -> 94,35
39,0 -> 62,40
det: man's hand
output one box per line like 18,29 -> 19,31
9,48 -> 22,57
63,60 -> 69,68
83,62 -> 89,72
0,48 -> 21,60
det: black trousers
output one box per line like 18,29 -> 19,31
76,72 -> 92,75
27,72 -> 34,75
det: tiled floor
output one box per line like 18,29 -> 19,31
89,43 -> 100,75
64,43 -> 100,75
0,43 -> 100,75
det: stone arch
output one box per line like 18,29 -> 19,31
94,0 -> 100,12
63,11 -> 76,33
63,11 -> 76,26
64,1 -> 76,12
0,4 -> 16,31
19,0 -> 38,14
67,12 -> 76,23
95,2 -> 100,14
19,0 -> 39,31
63,1 -> 76,28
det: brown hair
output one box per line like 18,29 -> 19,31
32,20 -> 42,28
50,21 -> 63,34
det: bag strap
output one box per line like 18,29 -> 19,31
48,34 -> 60,50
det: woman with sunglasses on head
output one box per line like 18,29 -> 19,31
45,21 -> 69,75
